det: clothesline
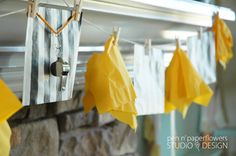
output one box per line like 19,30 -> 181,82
82,18 -> 139,45
0,8 -> 140,45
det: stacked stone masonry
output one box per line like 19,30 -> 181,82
9,91 -> 138,156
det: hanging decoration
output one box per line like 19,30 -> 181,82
200,84 -> 228,132
165,39 -> 213,118
212,13 -> 234,69
187,31 -> 216,84
0,79 -> 22,122
23,2 -> 83,105
83,32 -> 138,129
133,43 -> 165,115
0,121 -> 11,156
0,79 -> 22,156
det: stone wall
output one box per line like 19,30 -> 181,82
9,91 -> 138,156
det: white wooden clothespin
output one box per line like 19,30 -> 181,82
113,27 -> 121,45
214,11 -> 219,17
27,0 -> 39,18
73,0 -> 83,21
198,27 -> 203,39
175,37 -> 180,49
212,11 -> 219,24
145,39 -> 152,55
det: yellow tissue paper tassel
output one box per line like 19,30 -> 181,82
0,121 -> 11,156
83,35 -> 137,129
165,42 -> 213,118
212,13 -> 234,69
0,79 -> 22,123
0,79 -> 22,156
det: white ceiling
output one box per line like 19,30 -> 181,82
0,0 -> 200,47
